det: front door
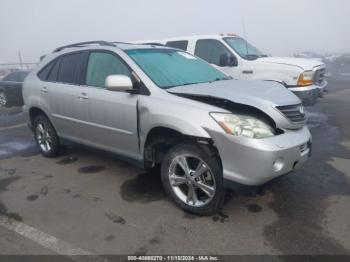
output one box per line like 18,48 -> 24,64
193,39 -> 240,79
81,51 -> 140,159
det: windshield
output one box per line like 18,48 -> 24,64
126,49 -> 230,89
223,37 -> 266,60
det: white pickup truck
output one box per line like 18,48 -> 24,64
138,34 -> 327,106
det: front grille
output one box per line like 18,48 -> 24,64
276,104 -> 306,123
313,67 -> 326,86
299,143 -> 308,153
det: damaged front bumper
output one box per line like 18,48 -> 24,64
206,126 -> 311,189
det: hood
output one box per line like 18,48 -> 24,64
169,79 -> 304,130
169,79 -> 299,106
257,57 -> 324,71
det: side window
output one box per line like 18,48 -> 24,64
194,39 -> 233,66
38,62 -> 54,81
18,72 -> 29,82
3,72 -> 18,81
86,52 -> 131,88
166,40 -> 188,51
47,60 -> 60,82
57,52 -> 84,84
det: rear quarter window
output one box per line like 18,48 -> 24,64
38,61 -> 55,80
166,40 -> 188,51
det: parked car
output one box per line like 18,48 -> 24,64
0,70 -> 29,107
23,41 -> 311,215
137,34 -> 328,106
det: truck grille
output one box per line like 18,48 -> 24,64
313,67 -> 326,86
275,104 -> 306,123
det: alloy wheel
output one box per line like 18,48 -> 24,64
35,122 -> 53,153
168,154 -> 216,207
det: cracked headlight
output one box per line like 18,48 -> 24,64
210,112 -> 275,139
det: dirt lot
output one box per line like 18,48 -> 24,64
0,76 -> 349,257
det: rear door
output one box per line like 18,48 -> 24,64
80,50 -> 140,159
39,51 -> 89,140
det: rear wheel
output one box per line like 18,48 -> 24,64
33,115 -> 60,157
161,143 -> 224,215
0,91 -> 8,107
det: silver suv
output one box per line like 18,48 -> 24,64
23,41 -> 311,215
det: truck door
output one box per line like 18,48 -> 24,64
193,39 -> 240,79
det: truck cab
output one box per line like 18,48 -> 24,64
138,34 -> 327,106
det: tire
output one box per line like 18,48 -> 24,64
33,114 -> 61,157
161,143 -> 225,215
0,91 -> 8,107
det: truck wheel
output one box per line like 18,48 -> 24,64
33,115 -> 60,157
0,91 -> 7,107
161,143 -> 225,215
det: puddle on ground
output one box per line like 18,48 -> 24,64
212,212 -> 229,223
78,165 -> 105,174
246,204 -> 263,213
26,194 -> 39,201
56,156 -> 78,165
0,176 -> 23,221
105,212 -> 126,224
120,172 -> 166,203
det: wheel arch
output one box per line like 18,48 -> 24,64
142,126 -> 220,170
28,107 -> 57,133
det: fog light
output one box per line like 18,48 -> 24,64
273,158 -> 284,172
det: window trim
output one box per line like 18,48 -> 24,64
194,38 -> 236,67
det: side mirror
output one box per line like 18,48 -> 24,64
219,53 -> 238,67
105,75 -> 133,92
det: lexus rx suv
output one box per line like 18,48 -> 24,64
23,41 -> 311,215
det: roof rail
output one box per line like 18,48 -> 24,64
53,41 -> 115,52
112,41 -> 167,47
112,41 -> 135,45
141,42 -> 166,47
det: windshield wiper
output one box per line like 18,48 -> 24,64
165,82 -> 199,89
213,76 -> 232,81
165,77 -> 232,89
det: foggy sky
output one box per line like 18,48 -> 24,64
0,0 -> 349,63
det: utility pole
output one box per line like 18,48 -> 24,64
18,50 -> 23,70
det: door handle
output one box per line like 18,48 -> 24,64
242,70 -> 254,74
78,92 -> 89,100
40,86 -> 48,94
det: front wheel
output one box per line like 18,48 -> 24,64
161,143 -> 225,215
